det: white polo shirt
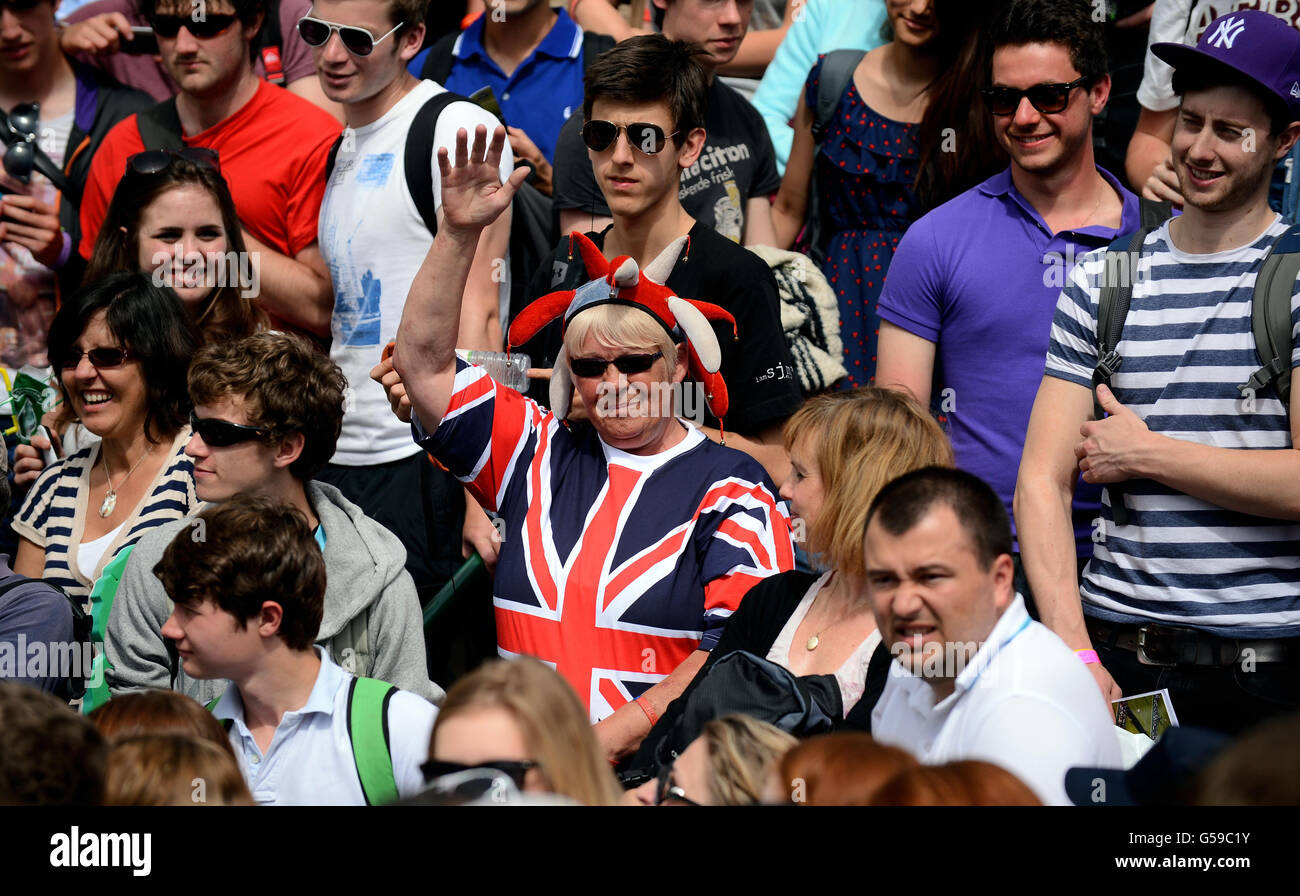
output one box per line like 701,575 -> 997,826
871,595 -> 1121,805
215,648 -> 438,806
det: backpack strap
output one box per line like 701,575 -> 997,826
1241,222 -> 1300,408
256,0 -> 286,86
404,92 -> 469,236
1139,197 -> 1174,230
811,49 -> 865,143
418,31 -> 460,85
347,677 -> 399,806
1093,223 -> 1160,528
135,98 -> 185,152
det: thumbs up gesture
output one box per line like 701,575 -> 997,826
1074,385 -> 1153,483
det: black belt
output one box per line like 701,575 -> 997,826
1086,617 -> 1300,667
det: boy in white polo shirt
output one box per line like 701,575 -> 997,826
155,494 -> 437,805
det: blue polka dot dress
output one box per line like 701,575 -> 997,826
805,55 -> 921,389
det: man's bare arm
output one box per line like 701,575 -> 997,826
1125,106 -> 1180,203
242,233 -> 333,338
875,320 -> 936,407
287,75 -> 346,124
742,196 -> 777,248
592,649 -> 708,763
1015,375 -> 1121,704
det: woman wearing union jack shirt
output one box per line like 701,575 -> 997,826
374,125 -> 795,764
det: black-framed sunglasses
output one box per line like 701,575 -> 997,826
981,76 -> 1090,116
581,120 -> 679,155
146,13 -> 240,39
126,147 -> 221,176
654,760 -> 702,807
297,15 -> 402,56
189,412 -> 273,447
57,347 -> 131,370
420,759 -> 538,789
569,351 -> 664,379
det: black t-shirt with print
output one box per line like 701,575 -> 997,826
552,79 -> 782,243
516,223 -> 802,436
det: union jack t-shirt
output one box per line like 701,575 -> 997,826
415,359 -> 795,721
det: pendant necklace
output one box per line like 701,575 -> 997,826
100,446 -> 152,518
805,574 -> 856,651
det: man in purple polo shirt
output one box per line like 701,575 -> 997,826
875,0 -> 1139,628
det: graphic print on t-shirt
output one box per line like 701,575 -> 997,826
327,153 -> 397,348
679,140 -> 752,243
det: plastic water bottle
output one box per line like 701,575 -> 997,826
460,350 -> 532,392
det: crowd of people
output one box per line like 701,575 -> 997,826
1,0 -> 1298,809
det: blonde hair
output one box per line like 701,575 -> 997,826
429,658 -> 621,806
783,388 -> 954,576
563,304 -> 679,371
104,734 -> 253,806
699,715 -> 798,806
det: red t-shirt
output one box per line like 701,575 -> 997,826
79,79 -> 341,261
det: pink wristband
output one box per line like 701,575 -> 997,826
1075,649 -> 1100,665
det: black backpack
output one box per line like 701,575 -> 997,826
253,0 -> 286,86
1093,199 -> 1296,524
0,575 -> 93,701
324,91 -> 557,315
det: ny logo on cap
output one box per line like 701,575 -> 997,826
1208,15 -> 1247,49
1292,82 -> 1300,99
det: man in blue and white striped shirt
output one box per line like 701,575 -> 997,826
1016,9 -> 1300,735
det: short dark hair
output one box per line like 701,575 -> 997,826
188,332 -> 347,480
0,683 -> 106,806
48,271 -> 197,444
1173,62 -> 1295,137
582,34 -> 709,141
143,0 -> 265,27
153,495 -> 326,651
987,0 -> 1108,84
865,467 -> 1013,571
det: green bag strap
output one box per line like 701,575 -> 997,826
347,677 -> 398,806
80,544 -> 135,714
1241,222 -> 1300,408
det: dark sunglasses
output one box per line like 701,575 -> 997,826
569,351 -> 664,379
189,412 -> 272,447
0,102 -> 40,184
981,76 -> 1090,116
581,120 -> 678,155
297,15 -> 402,56
420,759 -> 537,789
126,147 -> 221,176
57,347 -> 131,370
146,13 -> 240,39
654,761 -> 702,807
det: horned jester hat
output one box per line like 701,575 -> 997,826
507,232 -> 738,426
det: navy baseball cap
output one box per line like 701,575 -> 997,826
1153,9 -> 1300,118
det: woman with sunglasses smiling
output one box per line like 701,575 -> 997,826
423,657 -> 620,806
771,0 -> 999,389
12,271 -> 200,604
84,150 -> 265,345
377,126 -> 793,765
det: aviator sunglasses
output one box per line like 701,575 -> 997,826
297,15 -> 401,56
189,412 -> 273,447
146,12 -> 240,38
581,120 -> 679,155
569,351 -> 664,379
126,147 -> 221,176
981,76 -> 1090,116
57,347 -> 131,370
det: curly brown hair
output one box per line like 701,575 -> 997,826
153,495 -> 326,652
188,332 -> 347,481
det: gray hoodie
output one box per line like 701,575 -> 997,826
104,481 -> 442,704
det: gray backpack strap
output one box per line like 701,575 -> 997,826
811,49 -> 866,143
1241,223 -> 1300,408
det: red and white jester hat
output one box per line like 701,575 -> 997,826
507,232 -> 737,421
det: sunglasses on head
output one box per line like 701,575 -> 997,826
420,759 -> 537,789
146,13 -> 240,39
981,76 -> 1090,116
569,351 -> 664,379
126,147 -> 221,177
58,346 -> 130,370
581,120 -> 678,155
297,15 -> 402,56
189,412 -> 272,447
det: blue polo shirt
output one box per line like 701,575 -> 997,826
876,166 -> 1141,556
408,9 -> 585,163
